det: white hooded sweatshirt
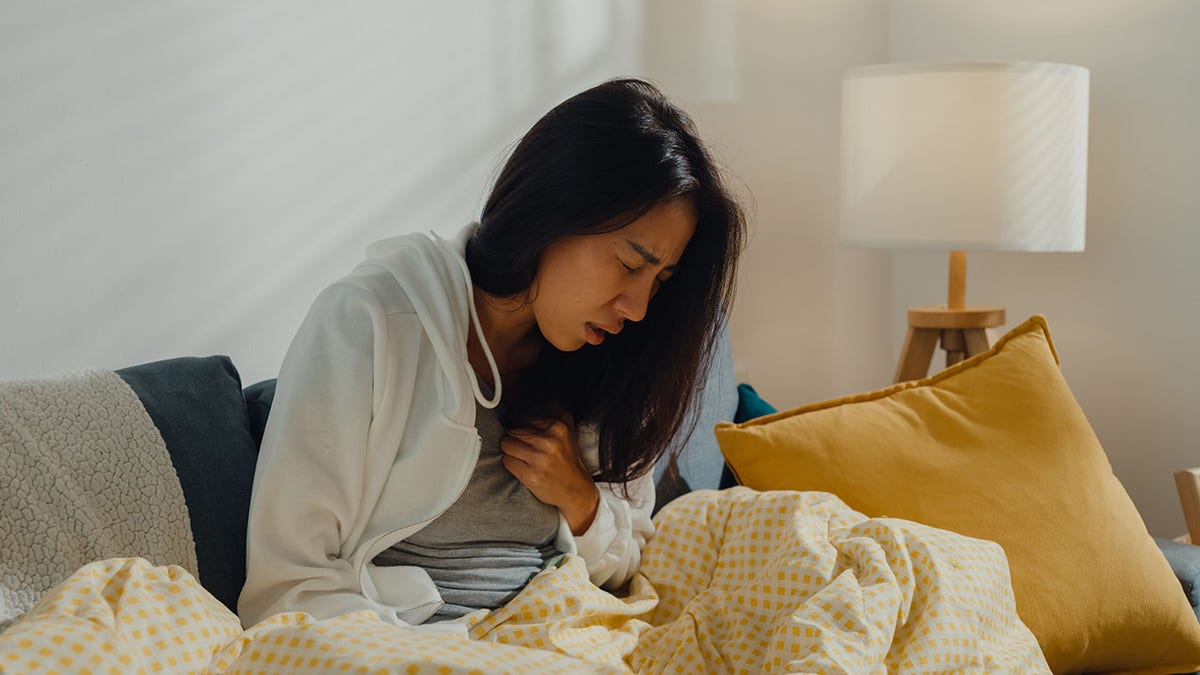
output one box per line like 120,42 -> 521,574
237,222 -> 656,634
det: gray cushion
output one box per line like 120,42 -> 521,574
1154,537 -> 1200,674
653,313 -> 738,512
116,355 -> 259,613
243,378 -> 276,449
1155,537 -> 1200,619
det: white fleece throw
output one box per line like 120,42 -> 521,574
0,369 -> 197,631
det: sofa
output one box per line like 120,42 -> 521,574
3,344 -> 1200,672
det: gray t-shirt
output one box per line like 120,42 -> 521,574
372,377 -> 562,622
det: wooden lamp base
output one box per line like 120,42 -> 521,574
893,305 -> 1006,383
892,250 -> 1006,384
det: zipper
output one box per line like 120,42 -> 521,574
354,432 -> 482,622
406,598 -> 446,627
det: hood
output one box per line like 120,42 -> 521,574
359,221 -> 501,410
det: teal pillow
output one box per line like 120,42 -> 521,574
735,383 -> 778,423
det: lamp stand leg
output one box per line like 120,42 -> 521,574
962,328 -> 990,358
894,327 -> 940,384
892,306 -> 1007,384
942,329 -> 966,367
892,255 -> 1007,383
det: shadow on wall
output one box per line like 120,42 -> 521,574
1,2 -> 644,382
190,1 -> 644,358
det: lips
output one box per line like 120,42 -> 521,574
586,322 -> 608,345
585,320 -> 625,345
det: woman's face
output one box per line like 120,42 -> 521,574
529,197 -> 698,351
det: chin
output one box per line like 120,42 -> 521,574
540,329 -> 583,353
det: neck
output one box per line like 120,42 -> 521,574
467,285 -> 539,378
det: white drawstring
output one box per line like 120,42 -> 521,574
426,230 -> 502,409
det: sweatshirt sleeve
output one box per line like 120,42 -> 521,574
237,282 -> 460,634
554,427 -> 657,591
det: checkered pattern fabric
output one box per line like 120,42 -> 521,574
0,487 -> 1048,673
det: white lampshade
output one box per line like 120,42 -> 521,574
839,61 -> 1089,252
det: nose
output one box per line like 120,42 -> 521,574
613,276 -> 656,324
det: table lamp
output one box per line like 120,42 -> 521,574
838,61 -> 1089,383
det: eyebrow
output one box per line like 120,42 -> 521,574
625,239 -> 678,271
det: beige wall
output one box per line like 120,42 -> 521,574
887,0 -> 1200,538
645,0 -> 896,408
647,0 -> 1198,538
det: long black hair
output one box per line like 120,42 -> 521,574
465,77 -> 745,486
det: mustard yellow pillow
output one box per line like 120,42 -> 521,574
715,315 -> 1200,674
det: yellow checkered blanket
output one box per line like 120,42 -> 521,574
0,488 -> 1049,673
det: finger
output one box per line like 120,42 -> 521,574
518,419 -> 569,443
522,413 -> 572,435
499,435 -> 541,463
500,452 -> 529,470
506,425 -> 548,440
547,419 -> 570,439
546,411 -> 573,429
504,429 -> 559,455
501,454 -> 534,483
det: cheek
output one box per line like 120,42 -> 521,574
530,257 -> 582,329
548,250 -> 618,306
533,242 -> 629,334
578,261 -> 624,310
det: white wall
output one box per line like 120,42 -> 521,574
0,0 -> 643,386
887,0 -> 1200,538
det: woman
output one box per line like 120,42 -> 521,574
237,78 -> 745,635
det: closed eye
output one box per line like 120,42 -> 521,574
620,257 -> 673,284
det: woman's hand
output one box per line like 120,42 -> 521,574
500,411 -> 601,535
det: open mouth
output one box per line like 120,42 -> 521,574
586,322 -> 607,345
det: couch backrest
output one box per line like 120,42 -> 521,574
242,378 -> 275,449
116,355 -> 259,614
111,320 -> 741,612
